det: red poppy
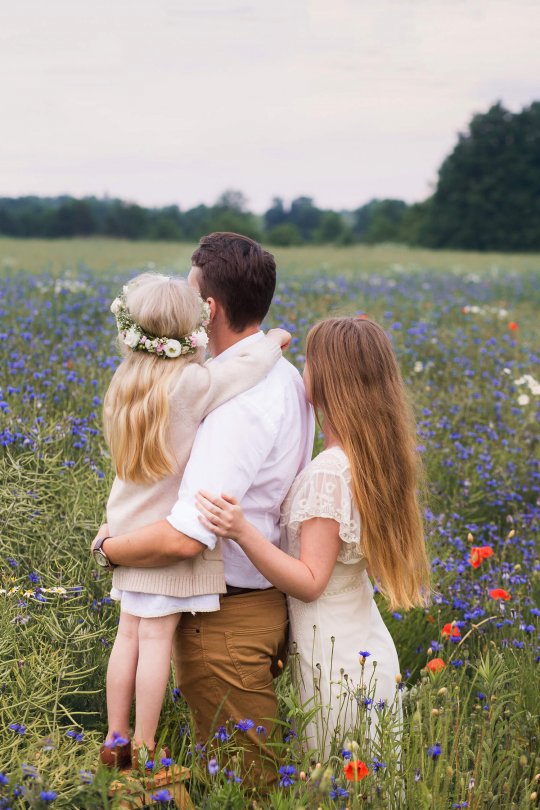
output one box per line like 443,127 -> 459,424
469,546 -> 494,568
427,658 -> 445,673
508,322 -> 518,330
442,623 -> 460,639
489,588 -> 511,600
343,760 -> 369,781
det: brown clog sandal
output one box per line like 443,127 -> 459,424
99,734 -> 132,769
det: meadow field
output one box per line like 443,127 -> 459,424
0,238 -> 538,809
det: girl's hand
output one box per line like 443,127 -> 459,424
267,328 -> 291,350
195,491 -> 247,541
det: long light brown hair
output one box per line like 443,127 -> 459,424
103,273 -> 203,484
306,317 -> 430,610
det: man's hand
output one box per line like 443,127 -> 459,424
91,523 -> 110,553
267,328 -> 292,351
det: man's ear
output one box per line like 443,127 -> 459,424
206,297 -> 218,323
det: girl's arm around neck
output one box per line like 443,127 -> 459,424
175,331 -> 288,419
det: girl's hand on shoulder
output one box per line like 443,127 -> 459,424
267,328 -> 291,350
196,491 -> 247,541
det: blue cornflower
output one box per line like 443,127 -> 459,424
171,688 -> 181,702
12,784 -> 23,797
66,729 -> 83,742
341,748 -> 352,760
214,725 -> 229,741
224,770 -> 242,783
208,758 -> 219,776
392,612 -> 403,620
152,789 -> 173,802
8,723 -> 26,735
104,732 -> 129,748
451,659 -> 464,668
21,764 -> 37,778
278,765 -> 296,787
235,718 -> 254,732
0,773 -> 8,786
363,697 -> 373,709
428,743 -> 441,759
79,771 -> 93,784
40,791 -> 57,802
283,728 -> 297,742
372,759 -> 386,772
28,572 -> 40,584
358,650 -> 371,658
7,558 -> 17,568
160,757 -> 173,768
255,725 -> 267,736
329,777 -> 349,799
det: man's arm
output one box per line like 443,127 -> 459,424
97,395 -> 278,568
97,520 -> 205,567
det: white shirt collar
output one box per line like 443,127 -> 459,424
213,331 -> 265,363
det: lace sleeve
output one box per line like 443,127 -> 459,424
286,464 -> 363,562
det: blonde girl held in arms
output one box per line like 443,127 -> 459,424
98,273 -> 288,768
196,316 -> 430,757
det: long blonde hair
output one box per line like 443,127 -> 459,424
103,273 -> 204,484
306,317 -> 430,611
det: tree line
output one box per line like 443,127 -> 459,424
1,102 -> 538,251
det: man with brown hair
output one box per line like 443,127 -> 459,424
93,232 -> 314,785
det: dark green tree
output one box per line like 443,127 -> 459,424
425,101 -> 540,251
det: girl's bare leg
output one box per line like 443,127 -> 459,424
105,611 -> 140,741
134,613 -> 180,747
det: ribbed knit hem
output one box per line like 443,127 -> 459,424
111,570 -> 227,598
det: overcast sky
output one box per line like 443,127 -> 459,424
1,0 -> 539,212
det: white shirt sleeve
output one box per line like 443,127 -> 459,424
166,396 -> 279,548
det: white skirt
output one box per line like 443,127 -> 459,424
110,587 -> 220,618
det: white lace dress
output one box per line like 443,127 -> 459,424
281,445 -> 402,758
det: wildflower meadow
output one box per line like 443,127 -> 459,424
0,239 -> 538,809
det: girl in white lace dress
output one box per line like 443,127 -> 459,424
196,317 -> 430,759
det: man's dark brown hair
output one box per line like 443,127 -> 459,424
191,232 -> 276,332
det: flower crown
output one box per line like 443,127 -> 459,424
110,286 -> 210,358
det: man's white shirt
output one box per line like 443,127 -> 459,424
167,331 -> 314,603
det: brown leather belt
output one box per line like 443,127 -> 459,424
223,585 -> 263,597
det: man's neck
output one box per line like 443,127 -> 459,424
211,324 -> 261,357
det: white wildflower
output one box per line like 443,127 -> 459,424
517,394 -> 530,406
414,361 -> 424,373
110,297 -> 122,315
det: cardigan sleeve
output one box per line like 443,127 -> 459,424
173,336 -> 282,419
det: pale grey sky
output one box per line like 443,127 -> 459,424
1,0 -> 539,211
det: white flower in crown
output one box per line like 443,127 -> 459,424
190,328 -> 209,348
110,297 -> 122,315
124,326 -> 142,348
164,339 -> 182,358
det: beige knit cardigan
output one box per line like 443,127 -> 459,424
108,337 -> 281,598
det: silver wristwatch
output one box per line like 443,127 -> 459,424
92,536 -> 115,571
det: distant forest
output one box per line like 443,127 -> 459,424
1,102 -> 539,252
